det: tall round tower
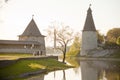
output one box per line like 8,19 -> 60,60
81,6 -> 98,56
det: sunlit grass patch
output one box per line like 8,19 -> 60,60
0,56 -> 19,60
0,53 -> 33,60
28,63 -> 46,69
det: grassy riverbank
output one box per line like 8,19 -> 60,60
0,58 -> 72,80
0,53 -> 33,60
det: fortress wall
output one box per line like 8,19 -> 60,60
0,49 -> 38,53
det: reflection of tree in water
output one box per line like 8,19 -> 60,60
104,61 -> 120,80
53,70 -> 66,80
26,74 -> 44,80
66,57 -> 80,74
99,70 -> 107,80
66,57 -> 80,67
62,70 -> 66,80
80,61 -> 120,80
99,68 -> 120,80
102,61 -> 120,80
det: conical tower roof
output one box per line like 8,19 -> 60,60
83,6 -> 96,31
20,18 -> 44,37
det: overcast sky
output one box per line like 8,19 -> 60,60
0,0 -> 120,40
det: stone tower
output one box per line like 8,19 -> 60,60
81,6 -> 97,56
19,18 -> 46,54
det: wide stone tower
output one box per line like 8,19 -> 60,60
81,6 -> 98,56
19,18 -> 46,54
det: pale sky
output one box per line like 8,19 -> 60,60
0,0 -> 120,40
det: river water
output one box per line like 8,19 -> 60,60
27,58 -> 120,80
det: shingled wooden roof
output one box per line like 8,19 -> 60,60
20,18 -> 45,37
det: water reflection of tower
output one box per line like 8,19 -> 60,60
80,61 -> 98,80
80,61 -> 110,80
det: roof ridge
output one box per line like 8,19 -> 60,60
20,18 -> 44,37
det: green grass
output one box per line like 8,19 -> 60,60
0,52 -> 32,57
0,58 -> 71,80
0,53 -> 33,60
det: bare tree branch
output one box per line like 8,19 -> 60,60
46,22 -> 73,63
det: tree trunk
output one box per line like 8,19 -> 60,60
62,44 -> 66,63
63,52 -> 66,63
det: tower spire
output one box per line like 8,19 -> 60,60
32,14 -> 34,19
83,5 -> 96,31
89,4 -> 91,7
